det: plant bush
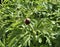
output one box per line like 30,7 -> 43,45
0,0 -> 60,47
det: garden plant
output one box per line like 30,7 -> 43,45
0,0 -> 60,47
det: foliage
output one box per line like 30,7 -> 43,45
0,0 -> 60,47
